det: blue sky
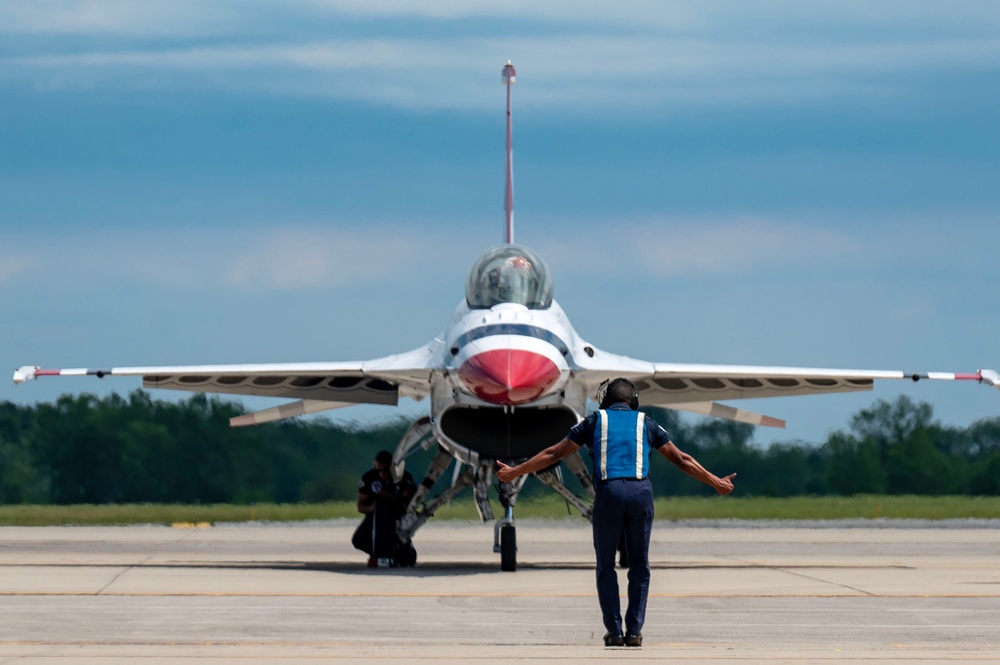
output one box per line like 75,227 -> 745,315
2,1 -> 999,446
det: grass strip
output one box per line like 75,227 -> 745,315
1,495 -> 999,526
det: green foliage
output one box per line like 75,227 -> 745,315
1,391 -> 998,505
4,390 -> 416,505
0,401 -> 46,502
970,452 -> 1000,495
823,431 -> 886,494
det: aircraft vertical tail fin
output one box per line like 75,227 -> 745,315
502,60 -> 516,244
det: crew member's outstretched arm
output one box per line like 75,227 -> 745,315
658,441 -> 736,495
496,438 -> 581,483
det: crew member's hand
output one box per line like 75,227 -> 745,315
496,462 -> 517,483
714,473 -> 737,495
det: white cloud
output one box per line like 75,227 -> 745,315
4,2 -> 1000,110
634,219 -> 862,277
6,1 -> 1000,36
537,217 -> 862,280
537,211 -> 1000,284
222,227 -> 429,290
0,0 -> 242,36
7,35 -> 1000,110
0,223 -> 462,293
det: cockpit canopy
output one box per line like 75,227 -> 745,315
465,244 -> 554,309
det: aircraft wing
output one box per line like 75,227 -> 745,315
12,340 -> 445,408
642,363 -> 1000,404
574,347 -> 1000,423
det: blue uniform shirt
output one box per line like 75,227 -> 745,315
567,403 -> 672,480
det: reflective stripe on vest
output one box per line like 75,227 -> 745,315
594,409 -> 649,480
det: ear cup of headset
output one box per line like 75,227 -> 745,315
598,380 -> 611,409
598,378 -> 639,410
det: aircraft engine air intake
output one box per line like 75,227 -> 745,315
439,404 -> 578,459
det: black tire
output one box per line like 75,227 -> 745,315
500,525 -> 517,571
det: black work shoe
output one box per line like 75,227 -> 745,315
624,632 -> 642,647
603,632 -> 625,647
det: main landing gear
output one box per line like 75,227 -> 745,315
390,418 -> 598,572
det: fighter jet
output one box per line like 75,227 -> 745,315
13,61 -> 1000,571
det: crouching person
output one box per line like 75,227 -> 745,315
352,450 -> 417,567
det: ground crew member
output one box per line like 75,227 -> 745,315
352,450 -> 417,567
497,378 -> 736,647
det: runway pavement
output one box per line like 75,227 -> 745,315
0,518 -> 998,663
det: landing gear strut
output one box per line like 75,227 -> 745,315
493,450 -> 597,571
390,417 -> 598,572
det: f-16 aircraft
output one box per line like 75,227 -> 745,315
13,62 -> 1000,571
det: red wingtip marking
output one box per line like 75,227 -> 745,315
954,373 -> 983,381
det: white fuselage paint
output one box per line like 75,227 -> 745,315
427,300 -> 589,464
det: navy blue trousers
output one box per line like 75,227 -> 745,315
592,478 -> 654,635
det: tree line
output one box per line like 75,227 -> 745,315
0,391 -> 997,505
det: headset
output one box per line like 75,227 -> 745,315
596,377 -> 639,410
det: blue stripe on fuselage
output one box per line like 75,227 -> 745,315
453,324 -> 569,356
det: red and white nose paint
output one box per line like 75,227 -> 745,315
458,337 -> 566,406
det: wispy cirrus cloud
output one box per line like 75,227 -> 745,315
5,1 -> 1000,35
0,223 -> 475,293
0,0 -> 260,37
221,226 -> 445,290
7,35 -> 1000,110
538,217 -> 864,280
630,219 -> 862,277
539,211 -> 1000,283
4,2 -> 1000,110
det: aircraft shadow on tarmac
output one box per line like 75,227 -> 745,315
21,561 -> 593,577
9,560 -> 908,578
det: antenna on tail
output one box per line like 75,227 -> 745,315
502,60 -> 516,244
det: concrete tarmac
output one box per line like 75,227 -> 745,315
0,519 -> 998,663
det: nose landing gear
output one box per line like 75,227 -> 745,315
498,518 -> 517,571
493,474 -> 526,571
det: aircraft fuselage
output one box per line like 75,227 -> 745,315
430,299 -> 589,465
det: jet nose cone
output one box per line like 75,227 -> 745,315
459,349 -> 561,405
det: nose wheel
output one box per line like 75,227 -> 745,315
493,505 -> 518,571
494,474 -> 526,571
498,521 -> 517,571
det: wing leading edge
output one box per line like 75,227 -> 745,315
12,340 -> 445,408
572,347 -> 1000,427
643,363 -> 1000,404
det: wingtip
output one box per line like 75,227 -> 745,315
980,369 -> 1000,389
12,365 -> 38,385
